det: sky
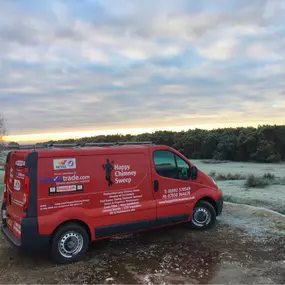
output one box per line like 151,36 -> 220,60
1,0 -> 285,143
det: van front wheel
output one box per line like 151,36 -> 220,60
190,201 -> 216,230
51,223 -> 89,264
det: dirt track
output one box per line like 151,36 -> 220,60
0,203 -> 284,284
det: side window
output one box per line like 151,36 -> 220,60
153,150 -> 190,180
153,150 -> 177,179
175,155 -> 190,180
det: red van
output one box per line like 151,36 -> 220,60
1,142 -> 223,263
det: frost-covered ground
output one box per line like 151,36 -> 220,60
0,203 -> 284,284
192,159 -> 285,214
0,150 -> 7,168
216,181 -> 285,214
192,159 -> 285,177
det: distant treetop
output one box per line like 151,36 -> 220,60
43,124 -> 285,163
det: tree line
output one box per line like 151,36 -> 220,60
46,125 -> 285,163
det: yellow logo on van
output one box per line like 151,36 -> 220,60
56,159 -> 67,166
53,158 -> 76,170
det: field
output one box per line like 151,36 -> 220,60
191,159 -> 285,214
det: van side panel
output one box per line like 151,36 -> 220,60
37,149 -> 156,240
92,152 -> 156,238
37,155 -> 95,237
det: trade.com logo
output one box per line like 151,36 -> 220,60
40,176 -> 64,183
40,175 -> 90,184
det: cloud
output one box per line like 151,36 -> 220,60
197,38 -> 239,60
0,0 -> 285,138
245,43 -> 284,61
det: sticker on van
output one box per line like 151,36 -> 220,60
49,184 -> 83,195
16,171 -> 25,179
53,158 -> 76,170
40,174 -> 90,184
14,179 -> 21,191
15,160 -> 25,167
102,159 -> 137,187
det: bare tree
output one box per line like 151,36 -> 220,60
0,114 -> 7,148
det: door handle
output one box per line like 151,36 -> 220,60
154,180 -> 159,192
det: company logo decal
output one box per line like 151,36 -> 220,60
40,176 -> 64,183
16,171 -> 25,179
102,158 -> 137,186
53,158 -> 76,170
14,179 -> 21,191
15,160 -> 25,167
102,159 -> 114,187
49,184 -> 83,195
40,174 -> 90,184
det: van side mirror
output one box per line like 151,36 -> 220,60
190,166 -> 198,180
187,168 -> 191,178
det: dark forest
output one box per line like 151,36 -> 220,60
46,125 -> 285,163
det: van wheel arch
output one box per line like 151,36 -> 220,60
196,196 -> 218,215
50,221 -> 91,264
51,219 -> 92,243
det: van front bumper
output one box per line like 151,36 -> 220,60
1,217 -> 51,252
216,196 -> 223,216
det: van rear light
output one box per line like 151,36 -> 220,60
23,176 -> 30,210
23,192 -> 29,210
23,193 -> 28,207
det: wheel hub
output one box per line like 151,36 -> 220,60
66,237 -> 77,250
192,207 -> 211,227
196,211 -> 207,222
58,231 -> 83,258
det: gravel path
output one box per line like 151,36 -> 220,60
0,203 -> 284,284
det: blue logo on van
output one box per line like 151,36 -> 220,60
40,176 -> 63,183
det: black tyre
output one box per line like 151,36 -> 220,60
51,223 -> 90,264
190,201 -> 216,230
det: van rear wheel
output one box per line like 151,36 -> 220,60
51,223 -> 89,264
190,201 -> 216,230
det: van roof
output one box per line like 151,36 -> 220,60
6,143 -> 171,158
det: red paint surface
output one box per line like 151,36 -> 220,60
4,145 -> 222,241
